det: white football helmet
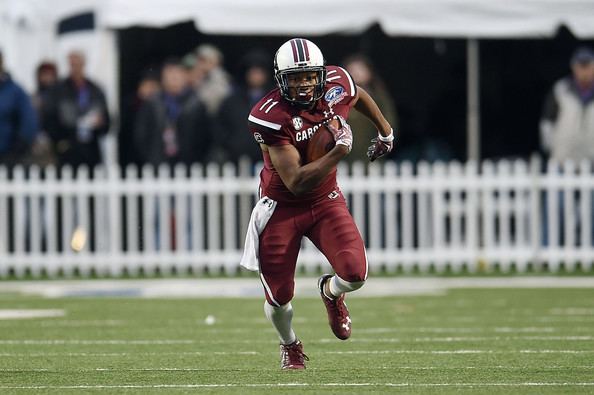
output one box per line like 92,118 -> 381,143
274,38 -> 327,105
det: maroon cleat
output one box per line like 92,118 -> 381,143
318,274 -> 352,340
280,340 -> 309,370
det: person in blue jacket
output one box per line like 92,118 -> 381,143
0,49 -> 38,167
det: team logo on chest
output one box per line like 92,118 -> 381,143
292,116 -> 304,130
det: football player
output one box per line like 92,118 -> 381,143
241,38 -> 394,369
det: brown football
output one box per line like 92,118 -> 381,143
305,119 -> 338,163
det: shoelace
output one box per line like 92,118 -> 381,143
282,344 -> 310,365
329,296 -> 348,320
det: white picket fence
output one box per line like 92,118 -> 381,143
1,157 -> 593,278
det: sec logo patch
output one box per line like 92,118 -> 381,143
292,116 -> 304,131
253,133 -> 264,143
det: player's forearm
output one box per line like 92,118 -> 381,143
354,87 -> 392,137
289,145 -> 348,196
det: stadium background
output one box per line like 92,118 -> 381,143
118,23 -> 588,164
1,1 -> 594,391
1,0 -> 594,164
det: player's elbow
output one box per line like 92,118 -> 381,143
288,172 -> 322,197
287,182 -> 308,197
284,171 -> 310,196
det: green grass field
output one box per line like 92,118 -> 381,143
0,285 -> 593,394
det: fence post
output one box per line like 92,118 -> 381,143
0,166 -> 8,276
579,160 -> 592,264
529,155 -> 542,267
481,161 -> 497,269
399,161 -> 413,264
222,162 -> 238,273
546,160 -> 561,270
206,163 -> 222,268
107,164 -> 122,276
464,160 -> 479,269
13,166 -> 26,274
190,163 -> 205,273
431,162 -> 446,271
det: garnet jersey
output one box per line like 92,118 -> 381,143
248,65 -> 358,204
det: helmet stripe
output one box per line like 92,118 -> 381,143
294,39 -> 305,62
301,39 -> 310,61
290,39 -> 299,62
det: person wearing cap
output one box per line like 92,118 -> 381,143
539,46 -> 594,247
0,49 -> 39,167
540,46 -> 594,161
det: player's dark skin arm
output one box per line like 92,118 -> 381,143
352,86 -> 392,137
262,143 -> 349,196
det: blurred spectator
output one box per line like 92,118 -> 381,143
343,54 -> 398,163
133,59 -> 212,166
0,49 -> 39,167
32,61 -> 58,113
540,46 -> 594,161
121,69 -> 161,165
44,50 -> 110,169
136,71 -> 161,103
215,50 -> 273,164
188,44 -> 232,116
31,61 -> 59,166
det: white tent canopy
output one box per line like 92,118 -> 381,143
100,0 -> 594,38
3,0 -> 593,93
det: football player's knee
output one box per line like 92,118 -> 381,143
272,286 -> 294,306
336,249 -> 366,283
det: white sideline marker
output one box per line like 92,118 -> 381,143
0,310 -> 65,320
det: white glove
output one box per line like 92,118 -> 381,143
326,115 -> 353,152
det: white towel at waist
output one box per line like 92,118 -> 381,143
240,196 -> 277,271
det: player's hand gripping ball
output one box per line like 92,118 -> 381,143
306,116 -> 353,162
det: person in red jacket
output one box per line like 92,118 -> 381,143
241,38 -> 395,369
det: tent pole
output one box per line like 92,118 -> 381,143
467,38 -> 480,162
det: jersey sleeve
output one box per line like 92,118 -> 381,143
248,113 -> 292,146
325,66 -> 358,106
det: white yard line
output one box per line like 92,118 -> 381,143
0,277 -> 593,298
1,335 -> 591,346
0,340 -> 194,345
1,349 -> 592,357
326,350 -> 594,354
2,365 -> 594,372
1,383 -> 594,389
0,351 -> 260,357
1,334 -> 592,346
359,327 -> 560,333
